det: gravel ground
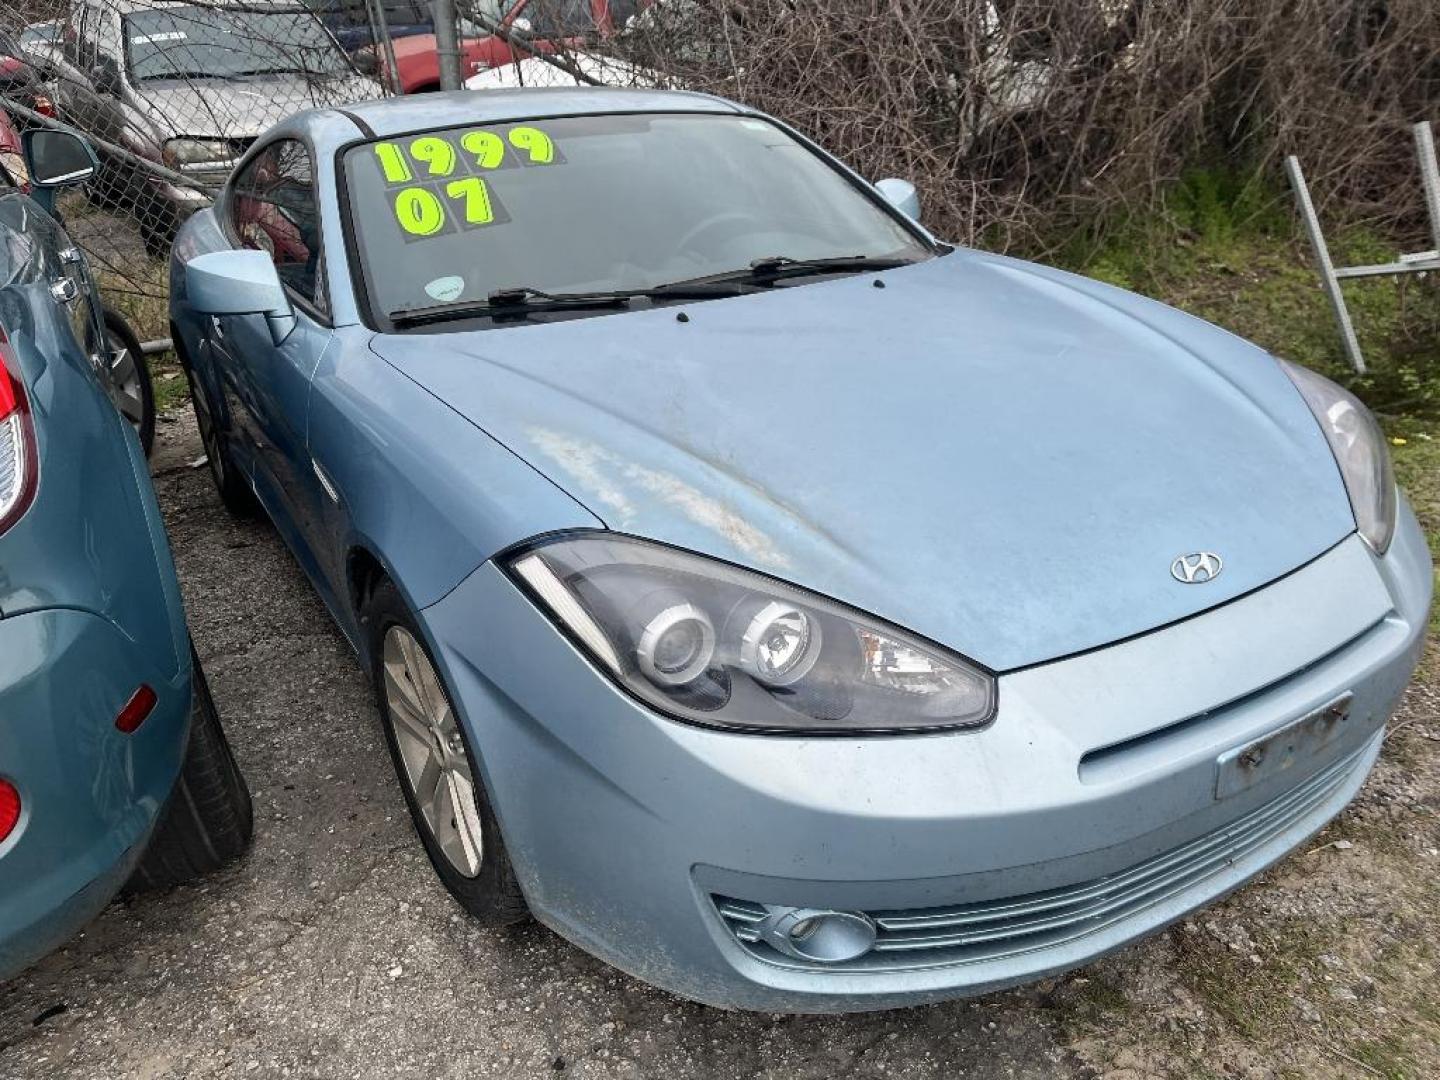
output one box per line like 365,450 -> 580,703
1,409 -> 1436,1080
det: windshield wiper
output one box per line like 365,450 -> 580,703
669,254 -> 920,289
388,281 -> 761,327
389,287 -> 630,327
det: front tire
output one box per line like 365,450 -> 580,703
184,359 -> 258,517
101,308 -> 155,457
367,579 -> 528,925
130,649 -> 254,890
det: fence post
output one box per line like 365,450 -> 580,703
433,0 -> 463,90
1416,121 -> 1440,262
364,0 -> 404,95
1285,155 -> 1367,374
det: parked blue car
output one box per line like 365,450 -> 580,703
0,128 -> 252,981
168,89 -> 1429,1012
306,0 -> 433,52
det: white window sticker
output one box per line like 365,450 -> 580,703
131,31 -> 188,45
424,275 -> 465,302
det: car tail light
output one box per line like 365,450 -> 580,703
115,685 -> 158,734
0,328 -> 37,535
0,779 -> 19,842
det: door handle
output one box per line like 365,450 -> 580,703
49,277 -> 78,303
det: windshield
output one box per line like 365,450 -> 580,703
123,6 -> 352,80
20,23 -> 57,47
342,112 -> 930,324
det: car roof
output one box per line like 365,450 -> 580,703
334,87 -> 743,140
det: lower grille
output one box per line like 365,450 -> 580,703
716,743 -> 1367,973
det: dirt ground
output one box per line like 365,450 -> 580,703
1,409 -> 1437,1080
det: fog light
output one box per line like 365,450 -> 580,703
0,779 -> 19,842
759,906 -> 877,964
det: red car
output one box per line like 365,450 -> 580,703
0,30 -> 44,115
0,107 -> 26,189
380,0 -> 639,94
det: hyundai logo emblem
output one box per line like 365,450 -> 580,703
1171,552 -> 1223,584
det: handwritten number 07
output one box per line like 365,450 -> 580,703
393,179 -> 494,236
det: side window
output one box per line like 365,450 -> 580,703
229,138 -> 327,315
524,0 -> 598,38
385,1 -> 427,24
605,0 -> 640,30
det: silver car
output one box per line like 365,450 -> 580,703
52,0 -> 382,253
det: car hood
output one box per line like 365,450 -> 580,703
371,251 -> 1356,671
132,74 -> 382,138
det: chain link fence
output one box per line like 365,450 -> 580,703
0,0 -> 394,318
0,0 -> 1436,333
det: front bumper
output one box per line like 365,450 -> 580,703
0,608 -> 190,980
422,504 -> 1431,1012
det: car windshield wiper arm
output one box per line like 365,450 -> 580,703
388,281 -> 762,327
669,254 -> 920,289
389,286 -> 633,327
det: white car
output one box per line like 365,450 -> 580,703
465,49 -> 661,91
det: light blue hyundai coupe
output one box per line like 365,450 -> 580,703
168,88 -> 1430,1012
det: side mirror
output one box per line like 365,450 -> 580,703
510,15 -> 533,33
91,57 -> 122,96
23,127 -> 98,187
186,250 -> 296,345
875,177 -> 920,223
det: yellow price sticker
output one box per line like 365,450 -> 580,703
445,177 -> 494,225
409,136 -> 458,177
372,125 -> 561,192
507,126 -> 555,164
373,141 -> 412,183
389,178 -> 501,238
460,130 -> 506,170
392,187 -> 446,237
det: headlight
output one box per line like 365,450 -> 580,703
162,137 -> 237,170
1280,359 -> 1397,554
509,534 -> 996,734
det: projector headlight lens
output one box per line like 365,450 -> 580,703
510,534 -> 995,734
740,601 -> 822,686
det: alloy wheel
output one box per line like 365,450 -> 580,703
382,625 -> 485,877
104,329 -> 147,433
192,390 -> 226,490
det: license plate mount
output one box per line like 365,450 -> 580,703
1215,693 -> 1354,799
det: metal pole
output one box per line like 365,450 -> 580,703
432,0 -> 463,91
364,0 -> 404,96
1415,121 -> 1440,262
1286,154 -> 1366,374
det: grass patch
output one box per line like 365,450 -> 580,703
94,259 -> 188,412
1171,921 -> 1328,1039
1048,973 -> 1132,1039
1348,1036 -> 1420,1080
1059,168 -> 1440,418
